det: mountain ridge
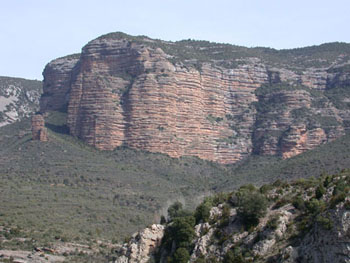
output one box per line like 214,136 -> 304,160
40,32 -> 350,164
0,76 -> 42,127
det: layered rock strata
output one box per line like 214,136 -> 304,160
40,55 -> 80,112
40,34 -> 350,163
32,114 -> 48,141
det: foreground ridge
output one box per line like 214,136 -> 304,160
115,170 -> 350,263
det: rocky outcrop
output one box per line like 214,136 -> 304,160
40,34 -> 350,163
116,172 -> 350,263
40,55 -> 79,112
297,202 -> 350,263
31,114 -> 48,141
0,76 -> 42,127
116,224 -> 164,263
280,125 -> 327,159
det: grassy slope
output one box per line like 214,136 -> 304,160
220,132 -> 350,192
0,113 -> 229,243
0,111 -> 350,244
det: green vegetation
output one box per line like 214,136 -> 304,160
157,203 -> 196,262
1,109 -> 350,260
94,32 -> 350,70
158,170 -> 350,263
0,76 -> 42,121
2,109 -> 350,244
0,76 -> 42,90
194,198 -> 212,224
172,247 -> 191,263
223,250 -> 246,263
325,86 -> 350,110
236,189 -> 268,229
206,114 -> 224,124
0,112 -> 231,244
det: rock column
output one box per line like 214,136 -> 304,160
31,114 -> 48,141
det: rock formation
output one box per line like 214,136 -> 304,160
114,172 -> 350,263
31,114 -> 48,141
116,224 -> 164,263
40,33 -> 350,163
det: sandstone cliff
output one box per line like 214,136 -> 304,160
40,33 -> 350,163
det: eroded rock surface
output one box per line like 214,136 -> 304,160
298,204 -> 350,263
116,224 -> 164,263
40,34 -> 350,163
31,114 -> 48,141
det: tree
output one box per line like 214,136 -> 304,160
194,201 -> 211,224
167,202 -> 191,220
170,216 -> 196,249
315,184 -> 326,199
223,250 -> 245,263
173,248 -> 190,263
237,190 -> 268,229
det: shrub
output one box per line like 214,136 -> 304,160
223,250 -> 246,263
305,199 -> 326,215
315,184 -> 326,199
194,254 -> 206,263
217,204 -> 231,228
239,184 -> 256,192
323,175 -> 333,187
272,179 -> 289,188
160,215 -> 166,225
214,229 -> 230,245
292,196 -> 305,211
316,215 -> 333,230
167,202 -> 192,220
167,216 -> 196,249
260,184 -> 273,194
172,248 -> 190,263
330,192 -> 346,208
212,192 -> 230,206
266,215 -> 280,230
295,178 -> 318,189
168,202 -> 183,220
237,191 -> 268,229
333,178 -> 347,195
194,200 -> 212,224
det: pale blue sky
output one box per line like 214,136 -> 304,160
1,0 -> 350,80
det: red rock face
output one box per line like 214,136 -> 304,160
40,36 -> 350,164
40,55 -> 80,112
31,114 -> 48,142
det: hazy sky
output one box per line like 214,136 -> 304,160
1,0 -> 350,80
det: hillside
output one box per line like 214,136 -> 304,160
0,76 -> 42,127
1,148 -> 349,262
115,170 -> 350,263
1,111 -> 350,249
41,32 -> 350,164
1,33 -> 350,261
0,112 -> 229,243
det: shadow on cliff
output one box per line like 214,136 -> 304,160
45,123 -> 69,134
